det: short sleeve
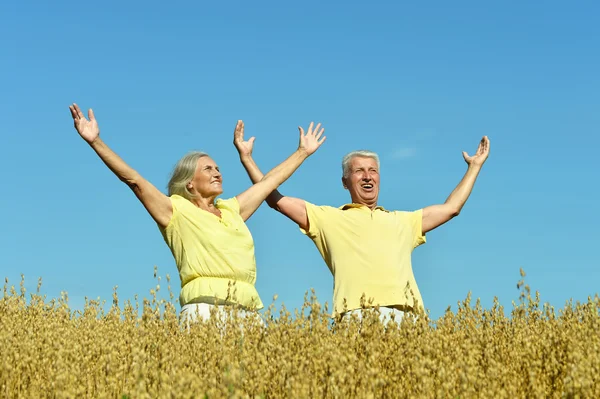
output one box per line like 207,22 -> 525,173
395,209 -> 426,249
217,197 -> 241,214
157,196 -> 187,247
412,209 -> 426,248
159,195 -> 183,233
299,201 -> 331,239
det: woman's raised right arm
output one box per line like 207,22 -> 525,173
69,103 -> 172,228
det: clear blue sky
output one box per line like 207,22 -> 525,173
2,1 -> 599,319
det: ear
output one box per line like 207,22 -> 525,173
341,176 -> 348,190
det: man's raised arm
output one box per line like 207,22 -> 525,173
233,121 -> 313,231
422,136 -> 490,234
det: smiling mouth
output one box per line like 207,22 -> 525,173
362,184 -> 373,189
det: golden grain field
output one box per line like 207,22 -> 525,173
1,269 -> 599,399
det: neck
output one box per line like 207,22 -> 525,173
191,195 -> 217,210
351,197 -> 378,210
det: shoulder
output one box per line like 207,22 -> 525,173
216,197 -> 241,213
304,202 -> 345,230
159,195 -> 190,233
392,208 -> 423,216
392,209 -> 424,225
304,201 -> 340,215
168,194 -> 193,212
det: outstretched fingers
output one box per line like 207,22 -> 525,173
234,120 -> 245,141
299,121 -> 326,147
76,104 -> 85,119
312,122 -> 321,136
315,126 -> 325,141
69,105 -> 78,120
478,136 -> 490,155
70,103 -> 88,122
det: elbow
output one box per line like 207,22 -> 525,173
266,197 -> 283,212
122,172 -> 142,191
447,204 -> 461,218
266,192 -> 284,211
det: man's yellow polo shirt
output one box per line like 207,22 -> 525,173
300,202 -> 426,316
158,195 -> 263,310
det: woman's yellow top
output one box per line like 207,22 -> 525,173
158,195 -> 263,310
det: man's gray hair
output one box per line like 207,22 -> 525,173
341,150 -> 380,178
167,151 -> 209,200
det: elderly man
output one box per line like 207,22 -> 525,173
235,127 -> 489,322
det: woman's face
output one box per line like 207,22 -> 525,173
188,156 -> 223,197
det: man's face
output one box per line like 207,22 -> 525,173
342,156 -> 380,207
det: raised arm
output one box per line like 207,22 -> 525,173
422,136 -> 490,234
237,152 -> 310,229
69,103 -> 172,228
233,121 -> 324,225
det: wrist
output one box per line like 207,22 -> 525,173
239,153 -> 253,162
467,163 -> 482,172
296,147 -> 310,159
88,136 -> 102,148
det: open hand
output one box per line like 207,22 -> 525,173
233,120 -> 255,158
463,136 -> 490,167
298,122 -> 326,156
69,103 -> 99,144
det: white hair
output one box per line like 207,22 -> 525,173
341,150 -> 380,178
167,151 -> 209,200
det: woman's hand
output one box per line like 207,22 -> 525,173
69,103 -> 100,144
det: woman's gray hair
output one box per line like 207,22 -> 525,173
341,150 -> 380,178
167,151 -> 209,200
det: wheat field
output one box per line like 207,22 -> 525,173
1,269 -> 599,398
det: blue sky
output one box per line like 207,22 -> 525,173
2,1 -> 599,320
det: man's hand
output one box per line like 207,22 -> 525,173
233,120 -> 255,158
463,136 -> 490,167
298,122 -> 326,156
69,103 -> 100,144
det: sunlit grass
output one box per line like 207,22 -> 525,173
1,268 -> 598,398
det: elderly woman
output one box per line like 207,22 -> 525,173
68,103 -> 326,323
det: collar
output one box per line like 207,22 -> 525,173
339,203 -> 389,212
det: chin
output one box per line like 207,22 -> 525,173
360,191 -> 378,198
206,187 -> 223,196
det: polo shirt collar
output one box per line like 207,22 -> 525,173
339,203 -> 389,212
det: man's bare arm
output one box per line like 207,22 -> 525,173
422,136 -> 490,234
234,121 -> 323,225
239,154 -> 309,230
234,122 -> 309,229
